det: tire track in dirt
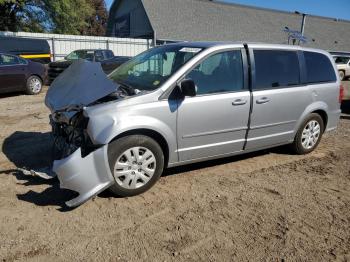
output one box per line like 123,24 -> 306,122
0,88 -> 350,261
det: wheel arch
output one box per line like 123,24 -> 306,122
311,109 -> 328,132
109,128 -> 170,167
28,74 -> 43,83
293,102 -> 329,138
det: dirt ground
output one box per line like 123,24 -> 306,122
0,82 -> 350,262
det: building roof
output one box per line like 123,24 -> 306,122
141,0 -> 350,51
108,0 -> 350,52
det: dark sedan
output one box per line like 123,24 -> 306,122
0,53 -> 47,95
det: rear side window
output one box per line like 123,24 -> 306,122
0,54 -> 19,65
304,51 -> 336,84
334,56 -> 350,65
19,57 -> 28,64
254,50 -> 300,89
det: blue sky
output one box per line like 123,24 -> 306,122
105,0 -> 113,9
105,0 -> 350,21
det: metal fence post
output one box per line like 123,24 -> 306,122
153,31 -> 157,47
106,39 -> 109,50
51,37 -> 55,62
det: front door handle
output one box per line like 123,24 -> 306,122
232,99 -> 247,106
256,97 -> 270,104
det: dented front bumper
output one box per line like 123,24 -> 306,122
53,145 -> 115,207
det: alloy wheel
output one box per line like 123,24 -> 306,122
301,120 -> 321,150
29,77 -> 42,93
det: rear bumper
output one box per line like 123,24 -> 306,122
326,109 -> 341,132
343,83 -> 350,100
53,145 -> 114,207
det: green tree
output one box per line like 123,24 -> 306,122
80,0 -> 108,36
41,0 -> 94,34
0,0 -> 46,32
0,0 -> 94,35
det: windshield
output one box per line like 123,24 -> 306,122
109,45 -> 203,91
66,50 -> 95,61
335,56 -> 350,64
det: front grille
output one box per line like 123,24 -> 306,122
50,113 -> 95,160
48,66 -> 66,83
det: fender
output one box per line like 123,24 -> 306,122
86,114 -> 178,164
292,101 -> 329,138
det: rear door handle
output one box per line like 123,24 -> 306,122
232,99 -> 247,106
256,97 -> 270,104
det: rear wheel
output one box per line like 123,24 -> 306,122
290,113 -> 324,154
108,135 -> 164,197
25,75 -> 42,95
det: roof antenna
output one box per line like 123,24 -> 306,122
283,27 -> 308,45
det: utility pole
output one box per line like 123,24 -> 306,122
153,30 -> 157,47
295,11 -> 307,36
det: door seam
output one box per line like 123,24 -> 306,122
243,43 -> 253,150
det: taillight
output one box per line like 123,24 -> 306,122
339,84 -> 344,103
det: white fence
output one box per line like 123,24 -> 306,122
0,31 -> 153,61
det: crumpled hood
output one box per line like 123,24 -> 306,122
45,60 -> 117,112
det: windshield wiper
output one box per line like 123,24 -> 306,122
116,81 -> 137,96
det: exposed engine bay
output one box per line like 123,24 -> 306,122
50,90 -> 130,160
46,60 -> 139,161
50,110 -> 91,160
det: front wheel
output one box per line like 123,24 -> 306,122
290,113 -> 324,155
108,135 -> 164,197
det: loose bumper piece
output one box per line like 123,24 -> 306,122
53,145 -> 115,207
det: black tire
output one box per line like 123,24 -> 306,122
339,71 -> 345,81
290,113 -> 324,155
25,75 -> 42,95
108,135 -> 164,197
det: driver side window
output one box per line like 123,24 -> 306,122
186,50 -> 243,95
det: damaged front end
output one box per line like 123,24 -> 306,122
51,108 -> 96,160
46,60 -> 120,207
50,108 -> 115,207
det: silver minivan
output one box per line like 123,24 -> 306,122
46,42 -> 342,207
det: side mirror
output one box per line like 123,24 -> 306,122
180,79 -> 197,97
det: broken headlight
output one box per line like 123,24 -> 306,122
51,111 -> 98,160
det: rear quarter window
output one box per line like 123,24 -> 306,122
304,51 -> 336,84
